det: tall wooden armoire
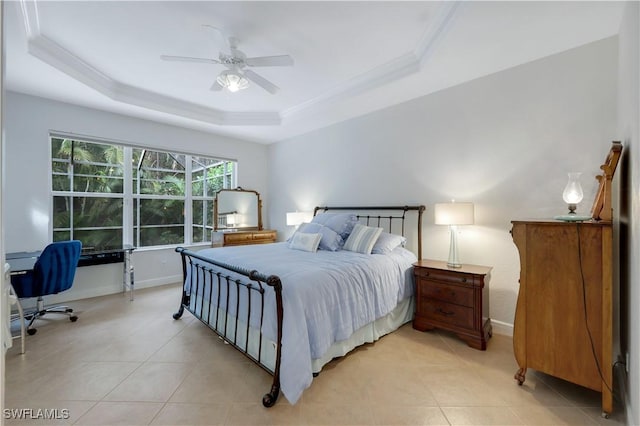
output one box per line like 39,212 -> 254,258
510,142 -> 621,417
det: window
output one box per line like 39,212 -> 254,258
51,136 -> 235,249
133,149 -> 186,247
191,156 -> 233,243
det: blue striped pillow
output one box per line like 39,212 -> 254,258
343,223 -> 383,254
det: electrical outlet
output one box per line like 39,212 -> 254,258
626,352 -> 630,373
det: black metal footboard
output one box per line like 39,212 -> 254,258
172,247 -> 284,407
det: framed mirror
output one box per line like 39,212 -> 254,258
590,141 -> 622,222
214,187 -> 263,231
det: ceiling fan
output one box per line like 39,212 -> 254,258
161,25 -> 294,94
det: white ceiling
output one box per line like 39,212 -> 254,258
4,1 -> 625,144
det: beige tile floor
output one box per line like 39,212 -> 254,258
5,284 -> 628,425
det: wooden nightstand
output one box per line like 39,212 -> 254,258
412,259 -> 492,350
212,229 -> 277,247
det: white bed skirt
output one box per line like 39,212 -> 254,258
311,296 -> 414,372
189,295 -> 415,374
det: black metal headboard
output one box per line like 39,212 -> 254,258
313,205 -> 426,259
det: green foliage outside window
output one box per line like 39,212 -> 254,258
51,137 -> 234,249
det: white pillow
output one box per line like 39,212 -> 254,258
343,223 -> 383,254
288,232 -> 322,252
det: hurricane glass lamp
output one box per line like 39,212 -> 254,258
562,172 -> 584,214
434,202 -> 474,268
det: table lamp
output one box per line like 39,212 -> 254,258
435,201 -> 474,268
226,213 -> 239,228
286,211 -> 313,227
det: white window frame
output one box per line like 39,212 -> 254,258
50,134 -> 236,249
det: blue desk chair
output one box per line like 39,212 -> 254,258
11,240 -> 82,335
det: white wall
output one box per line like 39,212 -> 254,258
3,92 -> 269,303
1,1 -> 7,416
268,37 -> 618,335
617,2 -> 640,424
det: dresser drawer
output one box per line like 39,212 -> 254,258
253,231 -> 276,242
224,232 -> 253,244
414,267 -> 477,286
221,230 -> 277,246
420,279 -> 474,307
422,299 -> 474,329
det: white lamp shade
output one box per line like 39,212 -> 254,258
286,211 -> 313,226
226,213 -> 240,226
434,202 -> 474,226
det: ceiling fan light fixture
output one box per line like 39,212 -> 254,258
216,70 -> 249,92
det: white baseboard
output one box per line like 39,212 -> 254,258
133,275 -> 183,291
490,319 -> 513,337
67,274 -> 182,301
16,276 -> 518,339
16,275 -> 183,309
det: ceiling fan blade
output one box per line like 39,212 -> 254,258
202,25 -> 231,55
161,55 -> 220,64
210,79 -> 224,91
243,69 -> 279,94
244,55 -> 294,67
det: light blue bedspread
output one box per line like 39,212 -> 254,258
191,242 -> 416,404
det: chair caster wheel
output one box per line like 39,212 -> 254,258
27,328 -> 37,336
65,308 -> 73,313
70,316 -> 78,322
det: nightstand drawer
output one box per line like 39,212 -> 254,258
414,267 -> 478,286
422,299 -> 474,329
421,280 -> 474,307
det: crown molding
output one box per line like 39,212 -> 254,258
281,51 -> 420,119
20,0 -> 281,126
20,0 -> 458,129
415,1 -> 461,64
282,2 -> 460,120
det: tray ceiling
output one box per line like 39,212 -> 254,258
4,1 -> 625,143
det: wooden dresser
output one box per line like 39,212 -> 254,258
413,260 -> 492,350
511,220 -> 612,415
212,229 -> 277,247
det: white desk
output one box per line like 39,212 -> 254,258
7,245 -> 136,301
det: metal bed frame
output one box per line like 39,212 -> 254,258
173,205 -> 425,407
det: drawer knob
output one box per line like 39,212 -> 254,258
437,308 -> 455,316
461,277 -> 467,283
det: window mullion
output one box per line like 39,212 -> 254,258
69,150 -> 74,239
123,147 -> 133,246
136,157 -> 141,247
185,155 -> 193,245
203,169 -> 208,243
